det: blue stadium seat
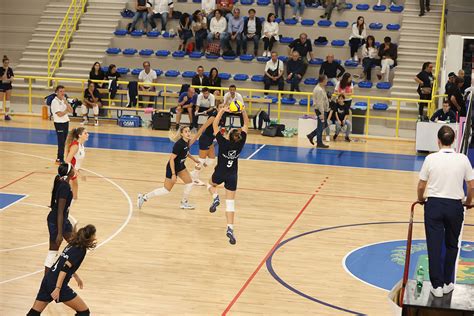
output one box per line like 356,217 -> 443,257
234,74 -> 249,81
155,50 -> 170,57
387,23 -> 401,31
344,60 -> 359,67
162,31 -> 176,38
352,102 -> 368,110
373,4 -> 387,11
344,3 -> 353,9
314,38 -> 328,46
101,66 -> 108,73
331,40 -> 345,47
369,22 -> 383,30
251,75 -> 264,82
165,70 -> 180,77
335,21 -> 349,28
192,0 -> 201,2
218,72 -> 232,80
257,0 -> 271,5
117,67 -> 130,75
327,80 -> 335,86
172,51 -> 186,58
222,55 -> 237,60
356,4 -> 370,10
131,68 -> 142,76
121,11 -> 134,18
390,5 -> 404,12
280,37 -> 294,44
205,54 -> 219,59
373,103 -> 388,110
182,71 -> 196,78
275,17 -> 282,23
304,78 -> 318,85
318,20 -> 332,27
284,18 -> 297,25
123,48 -> 137,55
376,82 -> 391,89
265,96 -> 278,103
257,56 -> 270,62
375,41 -> 381,48
106,48 -> 121,54
154,69 -> 163,76
130,30 -> 144,37
189,51 -> 203,59
240,54 -> 254,61
139,49 -> 154,56
309,58 -> 324,65
358,81 -> 373,89
281,98 -> 296,105
278,56 -> 289,62
240,0 -> 254,5
299,98 -> 313,106
301,19 -> 315,26
147,31 -> 160,37
114,29 -> 128,36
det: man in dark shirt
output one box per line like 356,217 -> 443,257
242,8 -> 262,56
286,51 -> 305,98
377,36 -> 397,82
431,100 -> 456,123
319,54 -> 345,87
445,72 -> 456,94
288,33 -> 314,75
191,66 -> 210,94
175,87 -> 198,129
129,0 -> 148,32
449,77 -> 466,116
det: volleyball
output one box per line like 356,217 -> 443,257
229,100 -> 244,113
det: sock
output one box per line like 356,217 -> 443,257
44,250 -> 59,268
182,183 -> 193,201
145,187 -> 169,200
206,158 -> 215,167
5,101 -> 10,114
213,193 -> 218,199
227,224 -> 234,230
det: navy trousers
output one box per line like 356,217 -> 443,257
424,197 -> 464,288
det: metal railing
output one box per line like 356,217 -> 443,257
430,0 -> 447,115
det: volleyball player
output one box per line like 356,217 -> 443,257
189,103 -> 226,186
137,126 -> 201,210
27,224 -> 97,316
0,55 -> 14,120
208,106 -> 249,245
65,127 -> 89,202
44,163 -> 76,274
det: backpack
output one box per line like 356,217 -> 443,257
44,93 -> 56,106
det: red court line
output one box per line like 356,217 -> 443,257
0,171 -> 35,190
222,176 -> 329,315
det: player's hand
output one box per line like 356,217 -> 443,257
417,199 -> 425,205
56,234 -> 63,246
224,106 -> 231,113
171,175 -> 177,183
51,287 -> 60,301
74,274 -> 84,289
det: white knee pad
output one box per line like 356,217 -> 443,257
206,158 -> 215,167
198,158 -> 207,169
81,104 -> 88,115
226,200 -> 235,213
92,105 -> 99,116
183,183 -> 193,195
44,250 -> 59,268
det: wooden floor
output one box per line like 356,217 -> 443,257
0,119 -> 471,315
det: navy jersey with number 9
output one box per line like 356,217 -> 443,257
215,131 -> 247,174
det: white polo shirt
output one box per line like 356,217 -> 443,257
419,148 -> 474,200
196,93 -> 215,108
138,69 -> 157,88
51,97 -> 70,123
223,92 -> 244,106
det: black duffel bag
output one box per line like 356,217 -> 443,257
262,123 -> 285,137
152,112 -> 171,130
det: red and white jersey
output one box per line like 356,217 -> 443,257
69,140 -> 85,170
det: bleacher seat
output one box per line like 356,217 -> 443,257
335,21 -> 349,28
331,40 -> 345,47
123,48 -> 138,55
117,67 -> 130,75
284,18 -> 298,25
257,56 -> 270,62
131,68 -> 142,76
240,0 -> 254,5
251,75 -> 264,82
223,55 -> 237,60
234,74 -> 249,81
172,51 -> 186,58
275,17 -> 282,23
280,37 -> 294,44
139,49 -> 154,56
387,23 -> 401,31
240,54 -> 254,61
327,81 -> 335,86
106,48 -> 121,55
278,56 -> 289,62
155,50 -> 170,57
390,5 -> 404,12
192,0 -> 201,2
304,78 -> 318,85
257,0 -> 271,5
218,73 -> 232,80
344,3 -> 353,9
114,29 -> 128,36
314,38 -> 328,46
205,54 -> 219,59
376,82 -> 391,89
356,4 -> 370,10
309,58 -> 324,65
318,20 -> 332,27
147,31 -> 160,38
155,69 -> 163,76
182,71 -> 196,78
165,70 -> 180,77
373,103 -> 388,110
265,96 -> 278,103
373,5 -> 387,11
281,98 -> 296,105
352,102 -> 368,110
344,60 -> 359,68
369,22 -> 383,30
301,19 -> 315,26
101,66 -> 108,73
130,30 -> 144,37
189,52 -> 203,59
358,81 -> 373,89
299,99 -> 313,106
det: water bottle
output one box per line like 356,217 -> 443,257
416,266 -> 424,292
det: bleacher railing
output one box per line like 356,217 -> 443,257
47,0 -> 87,84
430,0 -> 447,114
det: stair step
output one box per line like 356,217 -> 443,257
399,31 -> 439,38
398,51 -> 437,58
403,19 -> 441,26
69,41 -> 109,48
404,13 -> 440,21
22,51 -> 49,57
76,29 -> 114,35
399,38 -> 438,45
81,16 -> 118,23
64,53 -> 105,59
403,8 -> 442,14
402,25 -> 439,33
14,70 -> 49,77
68,47 -> 106,53
55,72 -> 89,79
398,45 -> 437,51
19,57 -> 49,63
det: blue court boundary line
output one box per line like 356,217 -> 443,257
0,126 -> 425,172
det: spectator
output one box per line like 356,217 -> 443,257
176,87 -> 198,129
192,66 -> 210,93
287,51 -> 305,98
89,62 -> 105,88
320,0 -> 346,20
223,84 -> 244,106
194,87 -> 216,126
264,52 -> 285,93
202,0 -> 216,18
415,61 -> 434,118
431,99 -> 456,123
262,13 -> 279,57
192,10 -> 208,53
148,0 -> 173,32
377,36 -> 397,82
333,94 -> 351,142
138,61 -> 158,104
458,69 -> 470,94
449,77 -> 466,117
51,85 -> 73,164
208,10 -> 229,55
361,35 -> 378,81
216,0 -> 234,18
335,72 -> 354,108
377,0 -> 396,6
226,8 -> 245,56
349,16 -> 366,62
445,72 -> 456,94
0,55 -> 14,120
306,74 -> 330,148
288,33 -> 314,75
105,64 -> 121,81
242,9 -> 262,56
81,81 -> 101,126
419,0 -> 430,17
178,13 -> 193,51
273,0 -> 286,20
105,64 -> 120,106
129,0 -> 148,32
208,67 -> 222,94
319,54 -> 345,87
291,0 -> 305,22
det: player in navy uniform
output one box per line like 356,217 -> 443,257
27,224 -> 97,316
137,125 -> 201,210
44,163 -> 76,274
189,103 -> 226,185
1,55 -> 14,120
208,106 -> 249,245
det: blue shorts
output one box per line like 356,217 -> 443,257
165,162 -> 186,179
36,278 -> 77,303
199,135 -> 215,151
0,83 -> 12,92
212,171 -> 238,191
47,216 -> 73,242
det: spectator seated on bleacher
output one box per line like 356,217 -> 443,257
288,33 -> 315,76
334,72 -> 354,108
178,13 -> 193,51
89,62 -> 105,88
226,8 -> 245,56
331,93 -> 352,142
291,0 -> 305,23
138,61 -> 158,104
273,0 -> 286,20
207,9 -> 229,56
174,87 -> 198,129
192,10 -> 208,53
319,54 -> 345,87
287,51 -> 305,99
376,36 -> 397,82
348,16 -> 367,62
430,99 -> 456,123
192,66 -> 210,93
194,87 -> 217,126
148,0 -> 174,32
82,81 -> 102,126
320,0 -> 347,20
242,8 -> 262,56
264,51 -> 285,94
360,35 -> 378,82
129,0 -> 149,33
262,13 -> 280,57
105,64 -> 121,82
217,0 -> 234,19
208,67 -> 222,94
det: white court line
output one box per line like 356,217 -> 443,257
246,144 -> 266,160
0,149 -> 133,285
0,194 -> 29,212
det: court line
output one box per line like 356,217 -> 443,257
222,176 -> 329,315
0,194 -> 29,212
0,171 -> 35,189
246,144 -> 266,160
0,149 -> 133,285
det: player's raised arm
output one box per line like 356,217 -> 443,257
241,108 -> 249,134
213,106 -> 228,136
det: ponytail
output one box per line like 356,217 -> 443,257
69,224 -> 97,250
65,127 -> 85,156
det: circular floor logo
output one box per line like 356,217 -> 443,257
343,240 -> 474,291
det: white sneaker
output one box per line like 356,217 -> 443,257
137,194 -> 146,210
298,16 -> 302,23
443,283 -> 455,294
377,0 -> 381,5
326,135 -> 330,142
430,286 -> 443,298
180,200 -> 195,210
151,28 -> 158,32
94,120 -> 99,126
80,120 -> 88,126
354,55 -> 359,62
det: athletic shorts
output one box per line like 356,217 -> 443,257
36,278 -> 77,303
212,171 -> 238,191
47,216 -> 73,242
0,83 -> 12,92
199,134 -> 214,151
165,162 -> 186,179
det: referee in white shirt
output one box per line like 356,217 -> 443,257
417,125 -> 474,297
50,85 -> 73,164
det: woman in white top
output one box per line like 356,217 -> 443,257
262,13 -> 280,57
361,35 -> 379,81
348,16 -> 367,62
207,9 -> 229,52
65,127 -> 89,201
51,85 -> 73,164
334,72 -> 354,108
192,10 -> 208,52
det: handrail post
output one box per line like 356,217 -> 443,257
28,78 -> 32,113
365,97 -> 370,136
249,90 -> 253,115
277,92 -> 281,122
395,100 -> 400,138
307,94 -> 310,115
